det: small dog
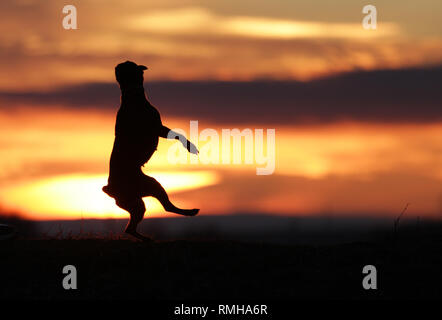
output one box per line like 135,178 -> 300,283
103,61 -> 199,241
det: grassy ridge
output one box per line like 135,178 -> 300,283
1,236 -> 442,300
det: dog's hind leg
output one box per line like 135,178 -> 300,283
115,197 -> 151,241
141,175 -> 199,216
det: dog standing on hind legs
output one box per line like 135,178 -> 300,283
102,61 -> 200,241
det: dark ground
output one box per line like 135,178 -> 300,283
1,231 -> 442,301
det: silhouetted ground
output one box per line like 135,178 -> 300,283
1,231 -> 442,300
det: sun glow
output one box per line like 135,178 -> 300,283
0,107 -> 441,218
0,171 -> 220,220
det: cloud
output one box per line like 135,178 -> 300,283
172,170 -> 442,215
1,66 -> 441,125
126,7 -> 400,39
0,0 -> 440,90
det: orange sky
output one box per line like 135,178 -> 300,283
0,0 -> 441,89
0,0 -> 441,220
0,107 -> 440,220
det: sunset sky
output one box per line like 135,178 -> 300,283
0,0 -> 441,220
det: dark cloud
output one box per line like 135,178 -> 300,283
0,66 -> 441,124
